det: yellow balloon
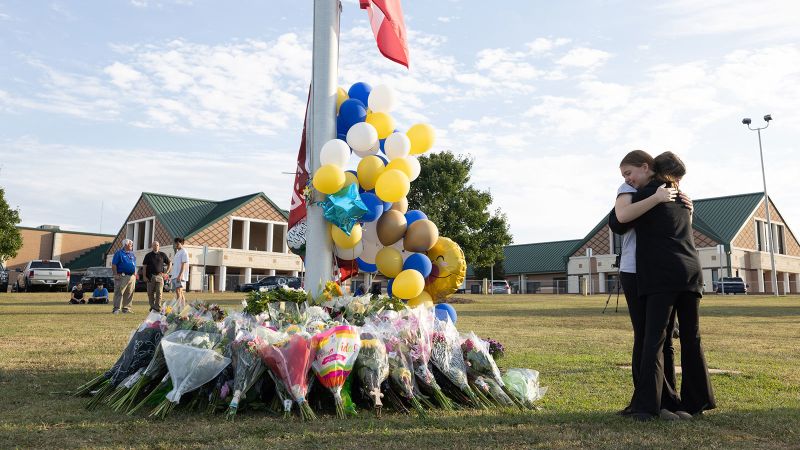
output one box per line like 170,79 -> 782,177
386,158 -> 413,178
408,290 -> 434,308
375,169 -> 410,203
406,123 -> 436,155
357,155 -> 385,190
424,237 -> 466,301
331,223 -> 362,249
376,247 -> 404,278
336,87 -> 348,114
366,112 -> 395,139
393,269 -> 425,299
313,164 -> 345,194
343,171 -> 359,187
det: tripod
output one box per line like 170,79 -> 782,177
603,256 -> 622,314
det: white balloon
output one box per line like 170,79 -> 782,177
407,156 -> 421,181
353,139 -> 380,158
391,239 -> 412,261
359,239 -> 382,265
336,240 -> 364,260
361,219 -> 380,244
368,84 -> 396,113
384,132 -> 411,160
320,139 -> 351,167
346,122 -> 379,153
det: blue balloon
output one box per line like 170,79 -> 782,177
337,132 -> 347,141
376,154 -> 388,165
357,258 -> 377,273
348,82 -> 372,106
403,253 -> 432,278
405,210 -> 428,226
435,303 -> 457,323
337,98 -> 367,135
360,192 -> 384,222
383,201 -> 392,211
387,278 -> 394,297
379,138 -> 386,153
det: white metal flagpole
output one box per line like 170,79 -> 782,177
304,0 -> 340,297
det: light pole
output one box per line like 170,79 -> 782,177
742,114 -> 779,297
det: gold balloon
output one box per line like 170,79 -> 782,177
343,171 -> 359,188
385,158 -> 413,178
357,155 -> 385,191
365,112 -> 395,139
406,123 -> 435,155
376,247 -> 404,278
390,197 -> 408,214
407,290 -> 434,308
404,219 -> 439,252
331,223 -> 362,249
377,210 -> 407,246
424,237 -> 466,301
312,164 -> 345,195
393,269 -> 425,299
375,169 -> 410,203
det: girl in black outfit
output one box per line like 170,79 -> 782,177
627,152 -> 716,420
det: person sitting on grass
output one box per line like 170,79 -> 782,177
69,283 -> 86,304
88,282 -> 110,304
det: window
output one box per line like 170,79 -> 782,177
612,233 -> 623,256
755,220 -> 765,251
756,219 -> 786,254
229,217 -> 288,252
125,217 -> 155,251
773,223 -> 786,255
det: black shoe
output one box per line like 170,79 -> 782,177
617,405 -> 634,416
631,413 -> 655,422
80,300 -> 86,304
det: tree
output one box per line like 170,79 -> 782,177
407,151 -> 512,270
473,259 -> 505,281
0,188 -> 22,262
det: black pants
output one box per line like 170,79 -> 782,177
633,291 -> 716,415
620,272 -> 677,407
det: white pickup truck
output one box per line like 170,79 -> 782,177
15,260 -> 71,292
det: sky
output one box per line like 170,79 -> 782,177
1,0 -> 799,245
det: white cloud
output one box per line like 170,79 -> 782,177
659,0 -> 800,40
556,47 -> 611,69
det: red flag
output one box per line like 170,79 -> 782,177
287,93 -> 311,259
360,0 -> 410,68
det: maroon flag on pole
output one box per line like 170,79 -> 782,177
360,0 -> 410,68
286,95 -> 311,259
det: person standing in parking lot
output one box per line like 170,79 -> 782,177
171,237 -> 189,308
142,241 -> 171,313
111,239 -> 137,314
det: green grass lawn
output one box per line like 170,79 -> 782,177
1,292 -> 798,449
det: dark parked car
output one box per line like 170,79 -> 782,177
81,267 -> 115,292
713,277 -> 748,294
0,264 -> 8,293
236,275 -> 301,293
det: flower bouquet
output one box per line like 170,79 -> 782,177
149,330 -> 230,419
311,325 -> 361,418
501,368 -> 548,410
353,331 -> 389,416
225,330 -> 267,420
430,318 -> 484,409
461,332 -> 524,409
404,307 -> 453,410
384,332 -> 428,419
258,329 -> 317,420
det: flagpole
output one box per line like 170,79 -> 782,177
305,0 -> 340,297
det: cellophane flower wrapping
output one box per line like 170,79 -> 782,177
160,330 -> 230,405
354,328 -> 389,411
430,317 -> 482,408
258,328 -> 317,420
311,325 -> 361,419
404,306 -> 452,410
226,329 -> 267,419
501,368 -> 547,409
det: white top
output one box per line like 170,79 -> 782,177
617,183 -> 637,274
171,248 -> 189,281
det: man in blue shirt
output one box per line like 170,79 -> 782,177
88,282 -> 110,304
111,239 -> 137,314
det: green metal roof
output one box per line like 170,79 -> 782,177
692,192 -> 763,244
141,192 -> 288,240
65,243 -> 112,270
467,239 -> 583,277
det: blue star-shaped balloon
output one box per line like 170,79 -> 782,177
321,183 -> 368,235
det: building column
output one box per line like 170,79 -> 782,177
519,274 -> 525,294
757,268 -> 765,293
281,224 -> 289,253
269,269 -> 276,276
243,220 -> 251,251
51,232 -> 63,261
782,272 -> 790,295
291,270 -> 299,277
144,220 -> 152,247
219,265 -> 227,292
244,267 -> 252,285
598,272 -> 606,294
267,223 -> 274,252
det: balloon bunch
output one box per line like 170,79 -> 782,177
311,82 -> 464,305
